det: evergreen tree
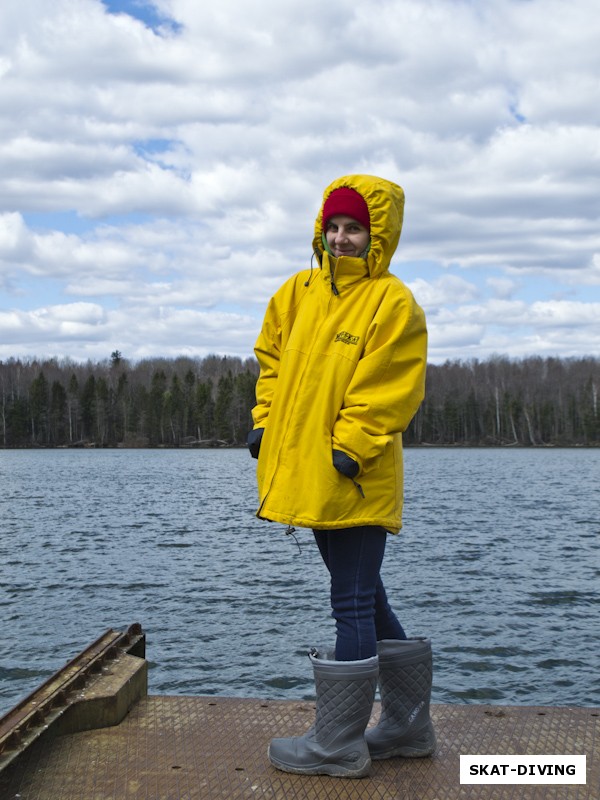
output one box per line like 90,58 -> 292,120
214,372 -> 234,442
147,370 -> 167,445
49,380 -> 67,444
195,380 -> 215,441
6,396 -> 29,446
182,369 -> 196,439
95,376 -> 110,445
80,375 -> 97,441
67,373 -> 79,443
30,371 -> 50,444
164,374 -> 184,445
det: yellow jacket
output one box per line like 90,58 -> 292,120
252,174 -> 427,533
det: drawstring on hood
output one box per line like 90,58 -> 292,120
304,252 -> 316,288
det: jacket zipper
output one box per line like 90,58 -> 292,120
329,255 -> 340,295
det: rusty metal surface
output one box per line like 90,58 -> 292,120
0,697 -> 597,800
0,624 -> 145,771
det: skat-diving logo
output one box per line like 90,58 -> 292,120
335,331 -> 360,346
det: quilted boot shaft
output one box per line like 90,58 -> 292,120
366,638 -> 436,759
268,649 -> 378,778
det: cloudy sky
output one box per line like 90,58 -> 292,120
1,0 -> 598,365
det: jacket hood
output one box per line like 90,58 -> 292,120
313,174 -> 405,279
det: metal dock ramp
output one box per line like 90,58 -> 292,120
0,626 -> 596,799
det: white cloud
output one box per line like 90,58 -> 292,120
530,300 -> 600,328
0,302 -> 106,343
0,302 -> 262,362
486,277 -> 519,300
0,0 -> 598,363
408,276 -> 480,309
0,213 -> 32,260
424,297 -> 600,363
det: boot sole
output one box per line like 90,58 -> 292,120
371,744 -> 436,760
268,748 -> 371,778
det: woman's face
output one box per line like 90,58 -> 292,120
325,215 -> 370,258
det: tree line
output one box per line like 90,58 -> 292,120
0,352 -> 598,448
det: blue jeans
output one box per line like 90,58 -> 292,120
313,526 -> 406,661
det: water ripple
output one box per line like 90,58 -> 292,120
1,447 -> 598,714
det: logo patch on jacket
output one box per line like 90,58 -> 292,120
335,331 -> 360,346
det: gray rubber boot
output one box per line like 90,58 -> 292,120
365,638 -> 436,759
268,649 -> 378,778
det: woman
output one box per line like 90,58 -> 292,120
248,174 -> 435,778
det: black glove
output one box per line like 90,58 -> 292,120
332,449 -> 359,478
247,428 -> 264,459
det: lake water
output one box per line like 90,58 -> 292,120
1,447 -> 598,716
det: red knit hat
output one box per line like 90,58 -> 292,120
322,187 -> 370,232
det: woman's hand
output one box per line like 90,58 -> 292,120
332,449 -> 359,478
247,428 -> 264,459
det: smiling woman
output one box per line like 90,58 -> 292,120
248,174 -> 435,777
322,186 -> 371,258
324,216 -> 370,259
